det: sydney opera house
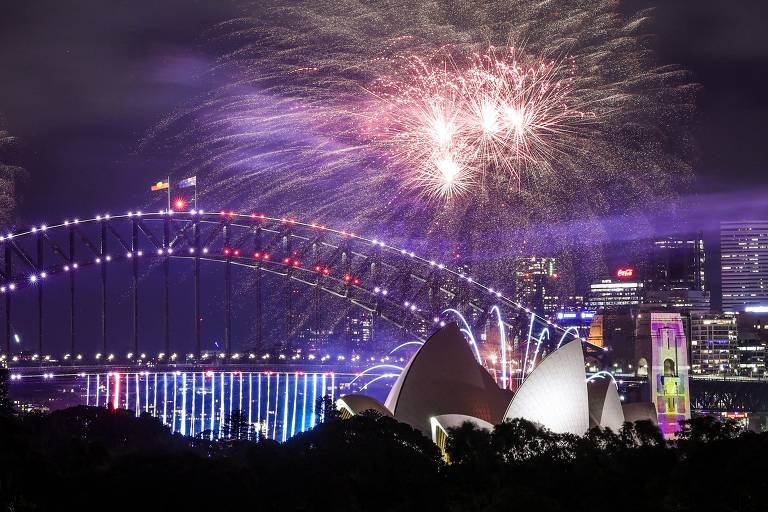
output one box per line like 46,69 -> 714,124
337,323 -> 657,451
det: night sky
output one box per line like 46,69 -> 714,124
1,0 -> 767,306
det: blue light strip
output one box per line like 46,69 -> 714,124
282,372 -> 290,442
248,373 -> 253,432
153,373 -> 157,415
135,373 -> 140,417
311,373 -> 317,428
209,372 -> 215,440
163,373 -> 168,425
272,373 -> 279,440
301,373 -> 308,432
180,373 -> 187,436
257,373 -> 262,433
265,373 -> 271,439
228,372 -> 234,423
219,372 -> 225,439
238,372 -> 243,414
190,373 -> 196,436
200,372 -> 206,434
172,373 -> 178,433
321,373 -> 327,422
291,372 -> 298,437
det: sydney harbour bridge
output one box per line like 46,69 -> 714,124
3,207 -> 768,437
0,207 -> 589,373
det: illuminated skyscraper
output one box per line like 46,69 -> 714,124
649,234 -> 706,292
513,257 -> 556,316
645,234 -> 710,312
689,313 -> 738,376
721,221 -> 768,313
346,310 -> 373,350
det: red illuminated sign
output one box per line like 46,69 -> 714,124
615,267 -> 635,279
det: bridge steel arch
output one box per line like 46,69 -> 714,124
0,209 -> 590,371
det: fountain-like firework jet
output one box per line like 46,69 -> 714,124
367,47 -> 593,199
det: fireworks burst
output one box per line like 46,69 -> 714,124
145,0 -> 697,293
365,47 -> 595,200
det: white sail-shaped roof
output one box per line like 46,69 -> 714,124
336,394 -> 392,419
430,414 -> 494,456
587,378 -> 625,431
504,340 -> 589,435
385,322 -> 513,434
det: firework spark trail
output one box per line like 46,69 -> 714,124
145,0 -> 697,294
0,114 -> 24,228
363,47 -> 598,200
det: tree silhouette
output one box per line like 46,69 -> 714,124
315,394 -> 339,423
1,404 -> 767,511
223,409 -> 253,440
0,368 -> 13,417
676,415 -> 741,444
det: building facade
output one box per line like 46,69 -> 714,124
543,294 -> 586,320
587,279 -> 644,309
689,313 -> 738,376
721,221 -> 768,313
513,257 -> 557,317
648,234 -> 706,292
345,310 -> 373,351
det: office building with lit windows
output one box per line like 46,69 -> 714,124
737,333 -> 766,377
644,233 -> 710,312
721,221 -> 768,313
587,279 -> 644,309
649,234 -> 706,292
346,310 -> 373,350
689,313 -> 738,376
543,294 -> 585,320
513,257 -> 557,317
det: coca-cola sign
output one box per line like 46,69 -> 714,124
615,267 -> 635,279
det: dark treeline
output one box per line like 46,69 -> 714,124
1,376 -> 767,511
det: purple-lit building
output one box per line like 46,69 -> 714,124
643,312 -> 691,438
